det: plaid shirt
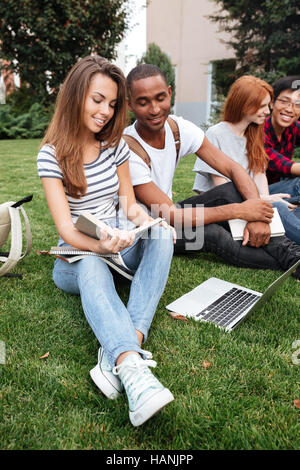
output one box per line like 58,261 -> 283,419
264,115 -> 300,184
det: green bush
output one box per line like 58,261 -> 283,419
6,86 -> 39,115
293,146 -> 300,160
0,102 -> 51,139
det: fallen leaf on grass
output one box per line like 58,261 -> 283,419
203,361 -> 211,370
39,352 -> 50,359
168,311 -> 189,323
293,399 -> 300,409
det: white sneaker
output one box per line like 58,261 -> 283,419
113,353 -> 174,427
90,347 -> 124,399
89,348 -> 153,400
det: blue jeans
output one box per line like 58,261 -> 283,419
269,177 -> 300,198
272,201 -> 300,246
52,226 -> 173,367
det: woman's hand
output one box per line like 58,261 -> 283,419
261,193 -> 297,210
94,228 -> 135,254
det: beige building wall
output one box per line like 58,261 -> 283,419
146,0 -> 235,125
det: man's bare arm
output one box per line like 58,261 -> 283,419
195,137 -> 278,246
196,137 -> 267,200
133,181 -> 274,227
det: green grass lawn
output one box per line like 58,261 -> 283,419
0,139 -> 299,450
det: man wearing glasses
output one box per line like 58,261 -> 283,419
264,75 -> 300,201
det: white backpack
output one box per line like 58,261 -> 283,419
0,195 -> 33,278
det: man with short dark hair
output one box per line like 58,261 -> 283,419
123,64 -> 300,276
264,75 -> 300,199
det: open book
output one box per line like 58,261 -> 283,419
37,246 -> 134,280
228,207 -> 285,241
75,211 -> 164,240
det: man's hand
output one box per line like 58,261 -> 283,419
242,221 -> 271,247
238,199 -> 274,223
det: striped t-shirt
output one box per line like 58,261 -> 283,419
37,139 -> 130,222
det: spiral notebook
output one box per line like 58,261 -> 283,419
38,246 -> 134,280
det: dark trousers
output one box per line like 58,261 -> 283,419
174,182 -> 300,271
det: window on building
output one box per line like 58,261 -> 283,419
206,58 -> 236,124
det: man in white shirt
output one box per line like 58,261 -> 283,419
123,64 -> 300,273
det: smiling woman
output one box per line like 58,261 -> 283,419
36,55 -> 175,427
41,56 -> 128,198
82,74 -> 118,140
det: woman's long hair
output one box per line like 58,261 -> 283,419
223,75 -> 273,173
42,55 -> 127,198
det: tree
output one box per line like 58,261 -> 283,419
0,0 -> 130,104
138,43 -> 176,106
209,0 -> 300,82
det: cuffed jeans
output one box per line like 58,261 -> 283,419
174,182 -> 300,271
52,226 -> 174,367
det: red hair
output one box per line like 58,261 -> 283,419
223,75 -> 273,173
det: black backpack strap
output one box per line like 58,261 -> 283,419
11,194 -> 33,208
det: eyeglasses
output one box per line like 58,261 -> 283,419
276,98 -> 300,110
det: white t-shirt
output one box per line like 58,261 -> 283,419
193,121 -> 251,193
124,115 -> 205,199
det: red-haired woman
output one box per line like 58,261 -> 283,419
193,75 -> 300,245
37,55 -> 175,426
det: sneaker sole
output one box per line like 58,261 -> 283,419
90,365 -> 122,400
130,388 -> 174,427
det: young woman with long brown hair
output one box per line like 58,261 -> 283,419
193,75 -> 300,245
37,55 -> 175,427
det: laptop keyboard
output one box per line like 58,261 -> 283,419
195,288 -> 259,328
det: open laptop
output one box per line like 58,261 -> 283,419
166,260 -> 300,331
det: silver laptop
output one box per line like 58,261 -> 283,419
166,260 -> 300,331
